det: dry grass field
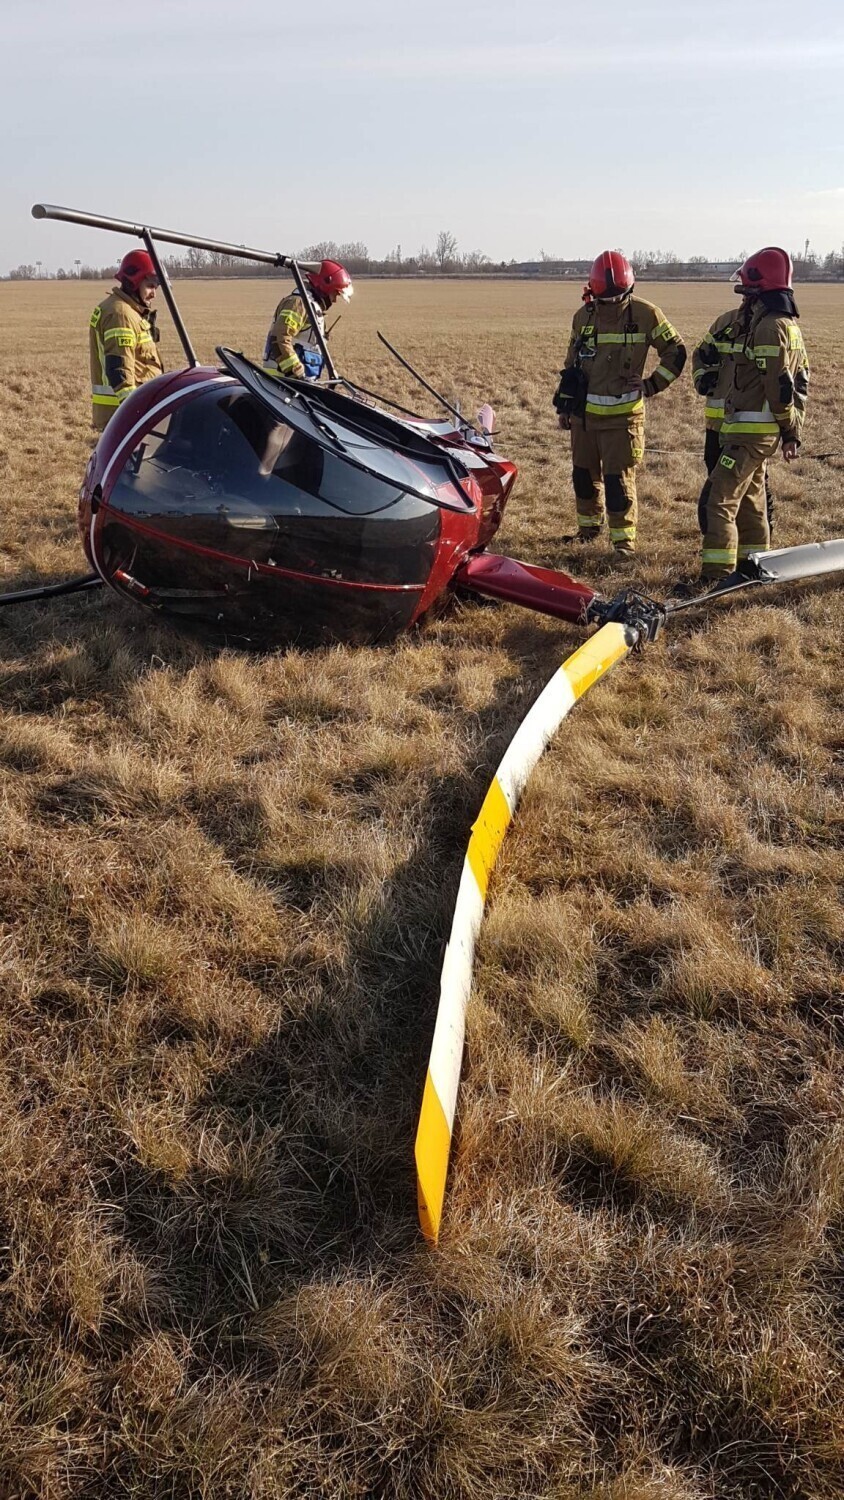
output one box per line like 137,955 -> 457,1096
1,276 -> 843,1499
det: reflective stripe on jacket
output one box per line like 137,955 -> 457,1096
263,291 -> 325,377
720,308 -> 809,443
89,288 -> 163,432
692,309 -> 743,431
564,295 -> 686,429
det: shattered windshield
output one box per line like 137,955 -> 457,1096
216,350 -> 474,513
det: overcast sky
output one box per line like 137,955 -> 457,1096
2,0 -> 843,271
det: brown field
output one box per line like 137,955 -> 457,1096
1,278 -> 843,1499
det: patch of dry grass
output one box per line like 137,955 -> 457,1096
0,278 -> 842,1497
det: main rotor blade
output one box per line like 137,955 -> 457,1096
666,538 -> 844,615
749,537 -> 844,583
415,619 -> 636,1244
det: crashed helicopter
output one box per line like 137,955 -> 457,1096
8,206 -> 844,1245
1,204 -> 840,648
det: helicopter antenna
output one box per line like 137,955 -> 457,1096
376,331 -> 483,437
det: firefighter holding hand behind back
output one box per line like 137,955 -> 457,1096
554,251 -> 686,555
690,247 -> 809,587
692,284 -> 776,540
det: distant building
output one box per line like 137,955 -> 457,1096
510,258 -> 742,280
514,261 -> 592,278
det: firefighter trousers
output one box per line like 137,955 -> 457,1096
570,416 -> 644,553
698,429 -> 774,537
699,437 -> 778,579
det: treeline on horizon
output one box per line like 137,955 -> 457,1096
7,230 -> 844,282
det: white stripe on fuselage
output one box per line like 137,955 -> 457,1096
101,375 -> 235,491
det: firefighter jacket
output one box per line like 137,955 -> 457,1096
563,295 -> 686,429
719,302 -> 809,445
263,291 -> 325,378
692,310 -> 744,432
89,288 -> 163,432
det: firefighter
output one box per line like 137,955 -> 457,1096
692,298 -> 774,537
697,248 -> 809,583
89,250 -> 163,431
553,251 -> 686,554
263,259 -> 353,381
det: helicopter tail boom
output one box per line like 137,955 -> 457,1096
455,552 -> 597,624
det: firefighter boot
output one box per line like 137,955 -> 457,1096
670,575 -> 718,601
561,528 -> 601,545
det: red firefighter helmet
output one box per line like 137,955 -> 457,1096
307,259 -> 353,303
733,246 -> 793,295
117,249 -> 159,292
587,250 -> 635,301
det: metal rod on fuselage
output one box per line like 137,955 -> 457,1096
32,203 -> 318,269
141,229 -> 198,369
34,203 -> 335,379
287,259 -> 338,382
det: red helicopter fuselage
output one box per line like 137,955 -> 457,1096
78,364 -> 523,644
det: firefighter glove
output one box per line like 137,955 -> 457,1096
553,367 -> 584,415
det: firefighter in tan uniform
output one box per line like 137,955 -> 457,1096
553,251 -> 686,554
692,301 -> 774,536
89,250 -> 163,431
263,258 -> 353,380
698,248 -> 809,582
